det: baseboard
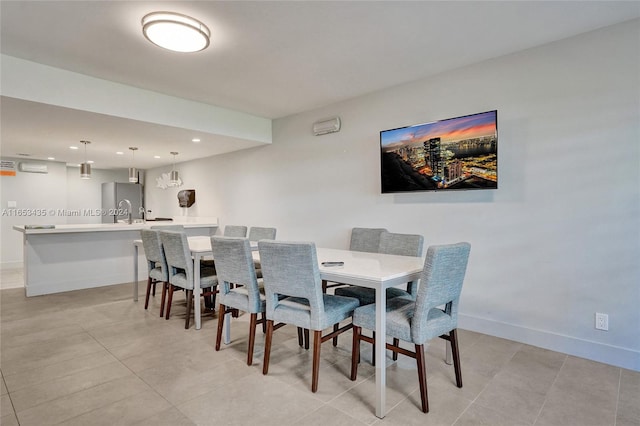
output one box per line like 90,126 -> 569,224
458,314 -> 639,372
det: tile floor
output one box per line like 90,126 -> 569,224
1,281 -> 638,426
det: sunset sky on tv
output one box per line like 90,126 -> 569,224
381,110 -> 497,148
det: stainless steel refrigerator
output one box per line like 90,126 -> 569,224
101,182 -> 143,223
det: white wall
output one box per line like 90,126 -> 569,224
0,159 -> 129,266
147,19 -> 638,371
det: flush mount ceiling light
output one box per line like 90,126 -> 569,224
142,12 -> 210,53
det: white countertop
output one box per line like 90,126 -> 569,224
13,219 -> 218,234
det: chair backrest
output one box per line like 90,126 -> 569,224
159,230 -> 194,289
151,225 -> 184,231
412,242 -> 471,343
379,231 -> 424,295
248,226 -> 277,241
224,225 -> 248,237
140,229 -> 168,281
349,227 -> 388,253
211,236 -> 261,312
258,240 -> 325,328
378,232 -> 424,257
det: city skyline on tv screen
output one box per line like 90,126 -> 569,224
380,110 -> 497,193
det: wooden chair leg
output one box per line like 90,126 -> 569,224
321,280 -> 328,293
392,338 -> 399,361
332,323 -> 339,346
304,329 -> 310,350
351,326 -> 361,380
450,329 -> 463,388
152,281 -> 156,296
297,327 -> 304,347
415,343 -> 429,413
203,287 -> 212,310
185,290 -> 193,329
247,313 -> 258,366
144,277 -> 153,309
215,303 -> 226,351
311,330 -> 322,393
165,284 -> 174,320
371,331 -> 376,366
263,320 -> 274,375
159,282 -> 167,317
261,313 -> 267,333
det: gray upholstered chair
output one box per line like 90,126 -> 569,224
322,227 -> 388,293
349,227 -> 388,253
160,230 -> 219,329
248,226 -> 277,241
335,232 -> 424,305
258,240 -> 359,393
350,242 -> 471,413
333,231 -> 424,355
223,225 -> 248,237
211,236 -> 266,365
140,229 -> 168,314
248,227 -> 277,277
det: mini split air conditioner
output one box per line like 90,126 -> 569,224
18,162 -> 48,174
312,117 -> 341,136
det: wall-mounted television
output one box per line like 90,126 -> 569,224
380,110 -> 497,193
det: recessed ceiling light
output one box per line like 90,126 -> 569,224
154,155 -> 161,159
192,138 -> 201,143
47,157 -> 55,160
142,12 -> 210,53
70,146 -> 79,150
116,151 -> 124,155
87,160 -> 94,164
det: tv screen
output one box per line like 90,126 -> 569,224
380,110 -> 498,193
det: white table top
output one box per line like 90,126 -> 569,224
316,248 -> 424,289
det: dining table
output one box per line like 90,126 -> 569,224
133,236 -> 425,418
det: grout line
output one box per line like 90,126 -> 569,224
531,353 -> 568,425
613,368 -> 622,426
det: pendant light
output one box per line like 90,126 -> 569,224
170,152 -> 179,186
128,147 -> 138,183
80,140 -> 91,179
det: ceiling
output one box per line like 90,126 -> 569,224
1,1 -> 638,169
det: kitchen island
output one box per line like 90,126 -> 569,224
13,219 -> 218,297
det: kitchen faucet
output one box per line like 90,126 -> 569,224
118,199 -> 132,224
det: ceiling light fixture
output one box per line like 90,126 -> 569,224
169,152 -> 179,186
128,147 -> 138,183
142,12 -> 210,53
79,140 -> 91,179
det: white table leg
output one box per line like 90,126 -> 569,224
375,285 -> 386,418
133,243 -> 139,302
194,253 -> 202,330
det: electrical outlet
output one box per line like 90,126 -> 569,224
595,313 -> 609,331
